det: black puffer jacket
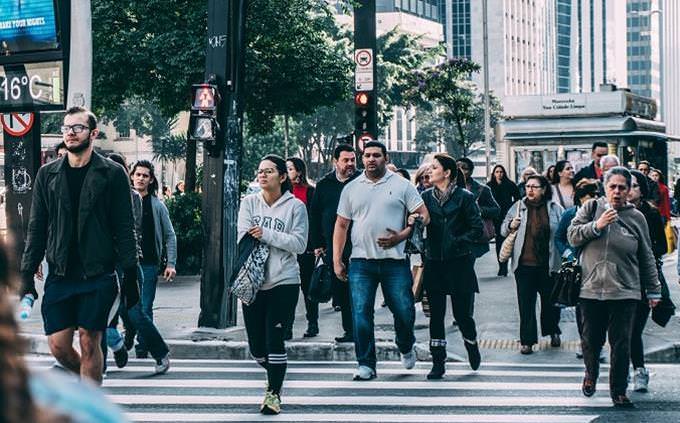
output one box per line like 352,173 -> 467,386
422,186 -> 484,261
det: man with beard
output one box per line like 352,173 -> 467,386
333,141 -> 430,380
309,144 -> 359,343
20,107 -> 140,385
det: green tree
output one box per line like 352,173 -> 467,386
405,58 -> 496,156
91,0 -> 352,188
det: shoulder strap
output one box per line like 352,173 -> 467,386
556,186 -> 566,208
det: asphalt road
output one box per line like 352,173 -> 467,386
26,355 -> 680,423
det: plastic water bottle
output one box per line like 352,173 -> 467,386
19,294 -> 35,321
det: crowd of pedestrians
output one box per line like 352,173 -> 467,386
3,111 -> 676,417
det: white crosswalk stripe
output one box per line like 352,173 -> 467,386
27,357 -> 611,422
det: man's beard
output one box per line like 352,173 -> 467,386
66,136 -> 91,154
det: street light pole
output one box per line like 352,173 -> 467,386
482,0 -> 491,178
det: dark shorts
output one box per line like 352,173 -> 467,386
41,277 -> 119,335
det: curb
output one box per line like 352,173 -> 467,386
22,333 -> 464,362
644,342 -> 680,363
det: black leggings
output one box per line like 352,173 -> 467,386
298,253 -> 318,326
242,284 -> 299,395
630,300 -> 651,369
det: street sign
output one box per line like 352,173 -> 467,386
354,48 -> 374,91
1,112 -> 35,137
358,133 -> 373,151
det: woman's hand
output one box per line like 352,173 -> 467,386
248,226 -> 263,239
595,209 -> 618,231
509,218 -> 521,231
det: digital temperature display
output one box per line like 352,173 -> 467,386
0,60 -> 63,111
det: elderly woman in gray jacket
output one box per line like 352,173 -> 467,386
568,166 -> 661,408
501,175 -> 564,355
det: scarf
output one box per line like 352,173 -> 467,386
520,199 -> 550,266
433,183 -> 456,206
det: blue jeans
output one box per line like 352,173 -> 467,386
348,259 -> 415,369
107,265 -> 168,359
140,264 -> 159,321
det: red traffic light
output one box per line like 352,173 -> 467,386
192,84 -> 218,111
354,92 -> 369,107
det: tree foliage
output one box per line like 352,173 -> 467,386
405,58 -> 503,156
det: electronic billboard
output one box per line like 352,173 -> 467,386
0,0 -> 60,56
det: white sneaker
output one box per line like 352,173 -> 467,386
154,355 -> 170,375
353,365 -> 376,381
633,367 -> 649,392
401,347 -> 416,370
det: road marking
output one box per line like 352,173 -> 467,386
103,378 -> 608,391
126,412 -> 599,422
32,365 -> 591,377
110,394 -> 615,407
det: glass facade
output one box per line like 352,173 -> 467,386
626,0 -> 659,100
387,0 -> 441,22
556,0 -> 572,92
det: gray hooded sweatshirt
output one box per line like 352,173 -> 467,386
237,191 -> 308,290
567,197 -> 661,301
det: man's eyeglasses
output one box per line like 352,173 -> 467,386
60,124 -> 90,134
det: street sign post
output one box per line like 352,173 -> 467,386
353,0 -> 378,146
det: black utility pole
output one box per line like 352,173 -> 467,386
198,0 -> 248,328
353,0 -> 378,150
2,66 -> 41,261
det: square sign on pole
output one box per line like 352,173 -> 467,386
354,48 -> 374,91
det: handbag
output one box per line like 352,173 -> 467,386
230,239 -> 269,306
652,259 -> 676,327
498,204 -> 521,263
481,218 -> 496,242
405,216 -> 425,254
308,255 -> 333,303
551,260 -> 582,307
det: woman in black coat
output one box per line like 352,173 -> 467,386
420,153 -> 484,379
628,170 -> 667,393
487,164 -> 521,276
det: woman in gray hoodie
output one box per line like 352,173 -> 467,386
237,154 -> 308,415
567,166 -> 661,408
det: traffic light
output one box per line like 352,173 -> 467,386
188,82 -> 222,156
354,91 -> 375,142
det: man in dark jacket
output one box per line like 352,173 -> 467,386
20,107 -> 139,385
573,142 -> 608,186
309,144 -> 359,342
456,157 -> 500,259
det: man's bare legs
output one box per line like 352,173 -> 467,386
47,327 -> 105,385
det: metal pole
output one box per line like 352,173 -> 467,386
482,0 -> 491,178
199,0 -> 247,328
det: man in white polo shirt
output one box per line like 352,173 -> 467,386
333,141 -> 430,380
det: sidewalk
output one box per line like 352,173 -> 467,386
20,249 -> 680,363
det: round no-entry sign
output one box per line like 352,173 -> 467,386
1,113 -> 35,137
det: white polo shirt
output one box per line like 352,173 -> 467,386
337,170 -> 423,260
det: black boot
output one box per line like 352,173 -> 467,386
464,340 -> 481,371
427,345 -> 446,380
303,322 -> 319,338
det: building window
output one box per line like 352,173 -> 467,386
117,127 -> 130,139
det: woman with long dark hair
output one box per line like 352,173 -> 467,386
421,153 -> 483,378
238,154 -> 308,414
286,157 -> 317,339
501,175 -> 564,355
487,164 -> 521,276
551,160 -> 575,209
628,170 -> 667,393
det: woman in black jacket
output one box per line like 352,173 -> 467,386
286,157 -> 317,339
487,164 -> 521,276
628,170 -> 667,393
420,153 -> 484,379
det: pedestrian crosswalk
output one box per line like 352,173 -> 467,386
27,356 -> 629,422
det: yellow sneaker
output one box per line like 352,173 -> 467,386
260,391 -> 281,415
